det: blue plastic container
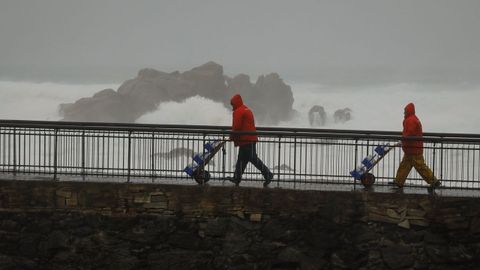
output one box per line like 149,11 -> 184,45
184,166 -> 195,176
204,142 -> 215,153
374,145 -> 386,156
205,140 -> 221,153
361,155 -> 376,169
193,154 -> 205,165
350,169 -> 364,180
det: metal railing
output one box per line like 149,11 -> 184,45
1,120 -> 480,191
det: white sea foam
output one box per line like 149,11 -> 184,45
137,96 -> 231,126
0,80 -> 479,133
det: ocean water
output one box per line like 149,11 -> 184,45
1,80 -> 479,134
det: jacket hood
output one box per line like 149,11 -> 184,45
230,94 -> 244,110
404,103 -> 415,118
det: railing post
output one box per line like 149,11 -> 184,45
277,135 -> 281,187
151,131 -> 155,181
197,133 -> 206,184
432,142 -> 436,177
53,129 -> 58,181
222,131 -> 226,180
13,127 -> 16,175
440,141 -> 444,181
82,130 -> 85,180
353,139 -> 358,190
293,134 -> 297,189
127,131 -> 132,182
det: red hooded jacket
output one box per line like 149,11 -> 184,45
230,94 -> 258,146
402,103 -> 423,155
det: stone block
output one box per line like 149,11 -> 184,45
367,206 -> 386,216
409,219 -> 430,227
387,209 -> 401,219
379,203 -> 398,209
419,200 -> 432,211
407,208 -> 426,217
134,193 -> 150,203
56,197 -> 66,208
397,219 -> 410,229
236,211 -> 245,219
369,213 -> 400,224
250,213 -> 262,222
150,195 -> 167,203
143,202 -> 168,209
55,189 -> 72,198
65,198 -> 78,207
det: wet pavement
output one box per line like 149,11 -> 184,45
0,173 -> 479,198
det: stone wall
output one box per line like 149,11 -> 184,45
0,180 -> 479,269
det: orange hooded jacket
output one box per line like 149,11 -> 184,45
230,94 -> 258,146
402,103 -> 423,155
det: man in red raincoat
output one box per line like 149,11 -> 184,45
228,94 -> 273,187
393,103 -> 441,188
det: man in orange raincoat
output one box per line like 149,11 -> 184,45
393,103 -> 441,188
228,94 -> 273,187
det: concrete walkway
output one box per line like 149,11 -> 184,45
1,173 -> 479,198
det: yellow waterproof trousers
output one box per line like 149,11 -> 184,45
394,154 -> 437,187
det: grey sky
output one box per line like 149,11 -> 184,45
1,0 -> 479,82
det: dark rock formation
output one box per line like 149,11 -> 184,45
308,105 -> 327,127
273,164 -> 294,171
60,89 -> 134,122
60,62 -> 294,125
333,108 -> 352,123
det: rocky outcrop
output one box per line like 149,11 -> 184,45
60,62 -> 294,125
225,73 -> 294,124
308,105 -> 327,127
60,89 -> 134,122
334,108 -> 352,123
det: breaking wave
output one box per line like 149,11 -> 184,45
1,80 -> 479,133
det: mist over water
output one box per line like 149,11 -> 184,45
0,80 -> 479,134
0,81 -> 117,121
282,83 -> 480,133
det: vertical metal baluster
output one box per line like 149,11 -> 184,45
353,139 -> 358,190
277,136 -> 281,187
222,132 -> 227,180
127,131 -> 132,182
53,129 -> 58,181
82,130 -> 85,180
470,145 -> 475,188
432,142 -> 436,178
13,128 -> 16,175
151,131 -> 155,181
293,134 -> 297,189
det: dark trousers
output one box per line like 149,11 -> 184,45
234,143 -> 272,181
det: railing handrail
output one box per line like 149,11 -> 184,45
1,119 -> 480,143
